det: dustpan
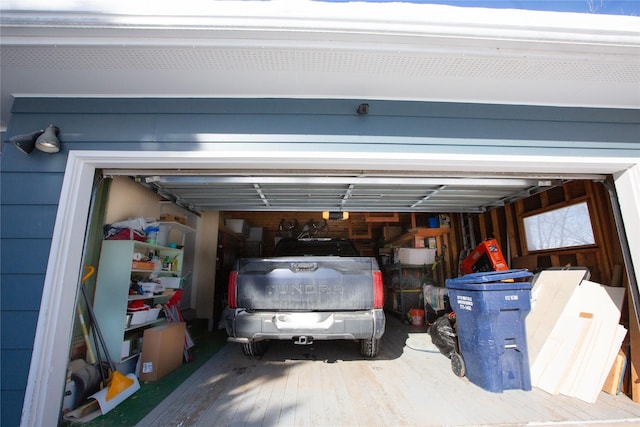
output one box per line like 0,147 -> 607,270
90,373 -> 140,414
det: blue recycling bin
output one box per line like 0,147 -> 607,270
446,269 -> 533,393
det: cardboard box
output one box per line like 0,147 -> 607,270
132,260 -> 155,270
139,322 -> 186,381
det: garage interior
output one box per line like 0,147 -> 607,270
63,167 -> 640,425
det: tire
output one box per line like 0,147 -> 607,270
360,337 -> 381,358
451,351 -> 466,377
241,341 -> 267,357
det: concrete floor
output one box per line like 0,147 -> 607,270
138,315 -> 640,426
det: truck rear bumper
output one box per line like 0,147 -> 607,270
225,308 -> 385,342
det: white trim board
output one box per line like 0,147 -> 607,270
21,147 -> 640,426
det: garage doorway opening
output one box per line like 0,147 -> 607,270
22,148 -> 640,426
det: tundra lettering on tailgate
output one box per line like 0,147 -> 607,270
266,283 -> 343,295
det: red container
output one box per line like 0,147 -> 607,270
460,239 -> 508,275
409,308 -> 425,326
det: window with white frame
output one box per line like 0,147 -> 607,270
523,201 -> 596,251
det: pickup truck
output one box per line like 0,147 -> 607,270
224,238 -> 386,357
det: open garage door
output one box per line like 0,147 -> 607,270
118,169 -> 603,214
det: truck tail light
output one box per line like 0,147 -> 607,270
228,271 -> 238,308
373,271 -> 384,309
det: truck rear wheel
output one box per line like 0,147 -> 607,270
242,341 -> 267,357
360,337 -> 380,358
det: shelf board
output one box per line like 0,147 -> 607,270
120,352 -> 140,363
125,318 -> 166,332
128,290 -> 175,302
388,227 -> 450,246
365,212 -> 399,223
159,221 -> 195,234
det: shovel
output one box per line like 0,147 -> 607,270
80,266 -> 139,413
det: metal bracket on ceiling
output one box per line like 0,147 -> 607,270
253,183 -> 270,207
411,185 -> 446,208
341,184 -> 355,208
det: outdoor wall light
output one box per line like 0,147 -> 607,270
9,130 -> 43,154
357,103 -> 369,115
9,124 -> 61,154
35,125 -> 61,153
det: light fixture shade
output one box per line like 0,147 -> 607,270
35,125 -> 61,153
9,130 -> 43,154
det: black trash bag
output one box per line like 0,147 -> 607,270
429,313 -> 457,358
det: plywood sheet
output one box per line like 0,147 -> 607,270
532,317 -> 588,394
560,280 -> 625,322
526,270 -> 588,365
530,278 -> 626,402
560,322 -> 627,403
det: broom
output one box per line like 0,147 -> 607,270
80,266 -> 135,401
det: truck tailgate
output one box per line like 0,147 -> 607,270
235,257 -> 377,311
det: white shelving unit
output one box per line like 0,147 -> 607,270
92,239 -> 185,372
158,221 -> 195,247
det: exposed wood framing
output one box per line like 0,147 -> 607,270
365,212 -> 399,223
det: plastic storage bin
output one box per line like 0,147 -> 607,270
397,248 -> 436,265
446,269 -> 533,393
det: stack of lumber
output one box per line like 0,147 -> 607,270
526,269 -> 626,403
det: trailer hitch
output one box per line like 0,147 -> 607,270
293,336 -> 314,345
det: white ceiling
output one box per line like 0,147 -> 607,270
1,1 -> 638,213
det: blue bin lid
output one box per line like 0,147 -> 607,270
446,269 -> 533,291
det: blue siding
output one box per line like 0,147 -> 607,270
2,389 -> 28,427
1,173 -> 65,204
1,97 -> 639,425
0,239 -> 51,274
1,274 -> 45,311
1,312 -> 39,350
1,205 -> 58,238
